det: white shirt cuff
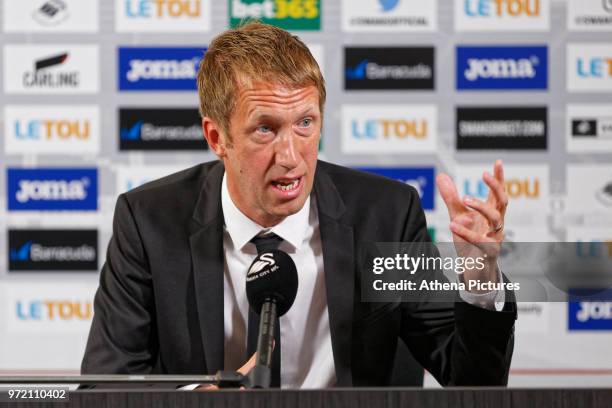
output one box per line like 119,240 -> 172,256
458,263 -> 506,311
178,384 -> 201,390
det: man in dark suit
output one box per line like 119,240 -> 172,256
81,22 -> 516,388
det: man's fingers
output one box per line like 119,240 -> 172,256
436,173 -> 464,219
463,196 -> 502,232
450,221 -> 499,249
238,352 -> 258,375
484,170 -> 508,214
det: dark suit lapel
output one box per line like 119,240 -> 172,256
314,163 -> 355,386
189,161 -> 225,374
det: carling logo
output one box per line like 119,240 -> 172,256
341,104 -> 437,153
567,43 -> 612,92
345,47 -> 435,90
119,108 -> 207,150
118,47 -> 205,91
456,45 -> 548,90
456,106 -> 547,150
3,44 -> 99,94
229,0 -> 321,30
456,0 -> 550,31
9,229 -> 98,272
116,0 -> 211,32
7,168 -> 98,211
568,289 -> 612,331
341,0 -> 437,32
4,105 -> 100,154
357,167 -> 435,210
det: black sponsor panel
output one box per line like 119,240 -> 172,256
344,47 -> 435,90
572,119 -> 598,137
8,229 -> 98,272
119,108 -> 208,151
456,107 -> 547,150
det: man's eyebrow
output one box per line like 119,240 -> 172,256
247,106 -> 318,122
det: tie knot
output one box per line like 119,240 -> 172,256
250,232 -> 283,254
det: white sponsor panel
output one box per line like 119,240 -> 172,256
567,43 -> 612,93
567,227 -> 612,242
342,0 -> 437,32
116,165 -> 185,193
567,104 -> 612,153
516,303 -> 550,333
3,0 -> 99,32
4,281 -> 97,334
567,0 -> 612,31
454,0 -> 550,31
116,0 -> 211,32
454,165 -> 549,225
3,44 -> 99,94
307,44 -> 324,76
341,104 -> 437,154
4,105 -> 100,155
566,165 -> 612,225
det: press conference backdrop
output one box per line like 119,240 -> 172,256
0,0 -> 611,387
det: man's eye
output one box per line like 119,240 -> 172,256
257,125 -> 272,133
298,118 -> 312,128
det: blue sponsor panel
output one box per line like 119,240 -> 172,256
7,168 -> 98,211
456,45 -> 548,90
568,289 -> 612,331
118,47 -> 206,91
357,167 -> 435,210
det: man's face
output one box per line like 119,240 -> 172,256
221,82 -> 321,227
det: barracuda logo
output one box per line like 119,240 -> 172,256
457,46 -> 548,90
126,57 -> 199,82
118,47 -> 205,91
346,59 -> 432,80
7,168 -> 98,211
8,229 -> 98,272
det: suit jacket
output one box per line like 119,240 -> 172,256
81,160 -> 516,386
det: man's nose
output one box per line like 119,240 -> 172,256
274,130 -> 300,169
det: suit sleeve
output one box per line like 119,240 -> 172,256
398,188 -> 516,386
81,194 -> 159,375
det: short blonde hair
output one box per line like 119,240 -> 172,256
197,21 -> 326,143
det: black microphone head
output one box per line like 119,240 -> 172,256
246,249 -> 298,317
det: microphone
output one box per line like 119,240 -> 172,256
245,249 -> 298,388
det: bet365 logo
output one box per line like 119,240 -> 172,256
229,0 -> 320,30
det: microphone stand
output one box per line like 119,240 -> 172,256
247,297 -> 277,389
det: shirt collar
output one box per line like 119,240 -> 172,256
221,172 -> 311,251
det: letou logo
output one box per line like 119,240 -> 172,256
7,168 -> 98,211
457,164 -> 549,224
118,47 -> 205,91
568,0 -> 612,31
3,44 -> 99,94
456,106 -> 547,150
341,104 -> 437,154
3,0 -> 99,32
455,0 -> 550,31
567,43 -> 612,92
4,105 -> 100,155
117,165 -> 184,193
567,104 -> 612,153
357,167 -> 435,210
229,0 -> 320,30
345,47 -> 434,90
568,289 -> 612,331
119,108 -> 207,151
341,0 -> 437,32
4,282 -> 97,333
457,45 -> 548,90
9,229 -> 98,272
116,0 -> 211,32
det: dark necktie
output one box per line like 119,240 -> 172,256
247,232 -> 283,387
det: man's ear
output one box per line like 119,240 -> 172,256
202,117 -> 228,158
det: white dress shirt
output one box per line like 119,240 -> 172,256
183,171 -> 503,390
